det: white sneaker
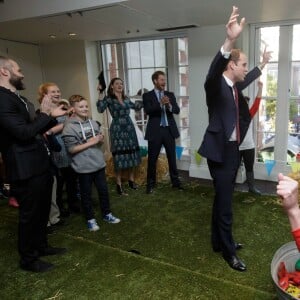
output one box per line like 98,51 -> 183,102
103,213 -> 121,224
87,218 -> 100,231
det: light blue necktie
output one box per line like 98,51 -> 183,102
160,91 -> 167,127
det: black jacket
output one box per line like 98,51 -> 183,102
199,51 -> 261,163
0,87 -> 57,181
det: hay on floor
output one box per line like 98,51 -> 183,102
105,155 -> 169,185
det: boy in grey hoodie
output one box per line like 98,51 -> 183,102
62,95 -> 120,231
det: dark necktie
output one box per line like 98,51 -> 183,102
233,86 -> 240,144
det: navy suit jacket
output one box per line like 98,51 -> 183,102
143,90 -> 180,141
199,51 -> 261,163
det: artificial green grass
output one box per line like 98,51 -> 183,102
0,180 -> 290,299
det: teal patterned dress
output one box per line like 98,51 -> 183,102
97,96 -> 143,171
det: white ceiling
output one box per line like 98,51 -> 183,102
1,0 -> 300,44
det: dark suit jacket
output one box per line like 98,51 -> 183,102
0,87 -> 57,182
199,51 -> 261,163
143,90 -> 180,141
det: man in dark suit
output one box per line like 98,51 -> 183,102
143,71 -> 182,194
199,6 -> 266,271
0,56 -> 67,272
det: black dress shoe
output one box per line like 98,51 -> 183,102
172,184 -> 184,190
20,259 -> 54,273
39,246 -> 67,256
52,219 -> 65,227
146,186 -> 154,194
234,242 -> 243,250
224,255 -> 246,271
213,242 -> 243,252
46,226 -> 55,235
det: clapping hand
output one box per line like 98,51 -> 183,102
88,133 -> 104,145
161,95 -> 170,106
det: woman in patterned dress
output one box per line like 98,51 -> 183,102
97,77 -> 142,195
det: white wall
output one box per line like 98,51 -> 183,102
40,40 -> 91,102
0,39 -> 43,107
188,25 -> 225,180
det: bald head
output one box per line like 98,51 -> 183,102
0,56 -> 25,91
0,56 -> 13,70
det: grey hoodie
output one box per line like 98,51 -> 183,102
62,117 -> 106,173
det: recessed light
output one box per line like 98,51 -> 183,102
68,32 -> 77,37
49,34 -> 56,39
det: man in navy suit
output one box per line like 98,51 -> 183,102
143,71 -> 182,194
0,56 -> 67,272
199,6 -> 264,271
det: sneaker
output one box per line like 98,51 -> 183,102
87,219 -> 100,232
103,213 -> 120,224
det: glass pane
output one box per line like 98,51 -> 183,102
107,69 -> 119,84
178,37 -> 188,66
293,25 -> 300,61
178,96 -> 189,126
256,99 -> 277,162
289,99 -> 300,132
103,44 -> 118,71
141,68 -> 155,92
127,69 -> 141,96
140,41 -> 154,68
290,62 -> 300,96
126,42 -> 140,68
263,62 -> 278,97
179,66 -> 189,96
154,39 -> 166,67
260,27 -> 279,62
289,99 -> 300,158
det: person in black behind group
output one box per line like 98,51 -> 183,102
142,71 -> 182,194
0,56 -> 67,272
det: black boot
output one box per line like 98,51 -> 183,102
128,180 -> 138,190
116,184 -> 128,196
246,171 -> 261,195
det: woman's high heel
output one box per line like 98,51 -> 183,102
128,180 -> 138,190
116,184 -> 128,196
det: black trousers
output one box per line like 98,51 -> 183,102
207,141 -> 240,259
77,168 -> 111,220
239,148 -> 255,172
56,166 -> 79,211
147,127 -> 180,187
14,171 -> 53,264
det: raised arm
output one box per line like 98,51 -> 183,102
223,6 -> 246,52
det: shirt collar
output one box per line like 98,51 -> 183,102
223,74 -> 234,88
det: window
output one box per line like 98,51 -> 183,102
101,36 -> 190,157
253,25 -> 300,164
102,44 -> 119,82
177,37 -> 189,151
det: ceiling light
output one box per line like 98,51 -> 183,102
68,32 -> 77,37
49,34 -> 56,39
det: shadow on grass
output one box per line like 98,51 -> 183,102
0,180 -> 287,299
